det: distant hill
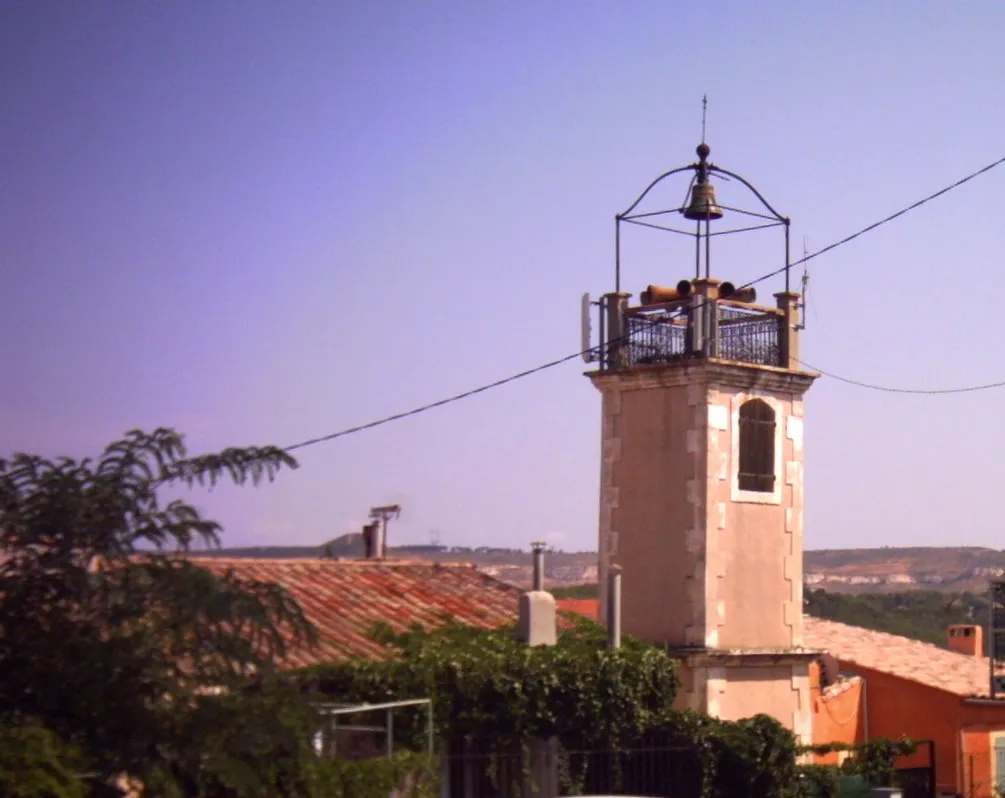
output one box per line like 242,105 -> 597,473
204,541 -> 1005,596
804,546 -> 1005,595
804,588 -> 988,651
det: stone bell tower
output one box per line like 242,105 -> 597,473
586,139 -> 818,742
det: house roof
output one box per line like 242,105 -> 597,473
556,598 -> 600,621
188,557 -> 522,668
803,616 -> 993,699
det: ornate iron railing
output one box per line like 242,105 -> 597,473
613,301 -> 782,369
718,304 -> 782,367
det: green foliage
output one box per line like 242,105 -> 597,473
313,752 -> 439,798
707,714 -> 800,798
808,738 -> 918,789
793,764 -> 840,798
0,429 -> 336,797
302,618 -> 920,798
797,738 -> 918,798
303,615 -> 679,752
0,721 -> 86,798
806,588 -> 987,651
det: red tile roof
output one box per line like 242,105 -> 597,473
803,616 -> 996,698
557,598 -> 600,621
188,558 -> 522,668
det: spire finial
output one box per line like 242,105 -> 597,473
701,94 -> 708,142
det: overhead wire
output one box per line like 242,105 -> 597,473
284,348 -> 591,452
283,152 -> 1005,452
794,359 -> 1005,395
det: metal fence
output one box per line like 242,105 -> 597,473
896,741 -> 936,798
444,744 -> 703,798
559,745 -> 703,798
718,304 -> 781,367
441,739 -> 937,798
618,301 -> 782,370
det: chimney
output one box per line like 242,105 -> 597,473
517,541 -> 556,647
362,522 -> 382,560
948,624 -> 983,657
532,540 -> 545,591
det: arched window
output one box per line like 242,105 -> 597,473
738,399 -> 776,493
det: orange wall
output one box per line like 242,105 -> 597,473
810,661 -> 863,764
837,662 -> 1005,798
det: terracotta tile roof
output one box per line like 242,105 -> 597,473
557,598 -> 600,621
803,616 -> 993,698
187,558 -> 522,669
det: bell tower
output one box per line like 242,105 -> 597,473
586,138 -> 818,742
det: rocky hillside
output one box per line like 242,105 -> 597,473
205,538 -> 1005,595
804,547 -> 1005,595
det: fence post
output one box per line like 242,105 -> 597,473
774,291 -> 801,369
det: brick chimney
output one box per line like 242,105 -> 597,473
948,624 -> 983,657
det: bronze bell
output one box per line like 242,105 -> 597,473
682,181 -> 723,221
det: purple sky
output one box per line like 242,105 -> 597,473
3,2 -> 1004,552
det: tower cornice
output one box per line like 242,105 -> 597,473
586,359 -> 818,395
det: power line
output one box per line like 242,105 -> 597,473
742,152 -> 1005,287
797,359 -> 1005,395
283,152 -> 1005,452
284,348 -> 591,452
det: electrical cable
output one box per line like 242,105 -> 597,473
749,152 -> 1005,286
794,359 -> 1005,395
282,152 -> 1005,452
284,348 -> 593,452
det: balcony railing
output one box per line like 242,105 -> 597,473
605,299 -> 784,370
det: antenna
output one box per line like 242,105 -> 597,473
367,504 -> 402,560
580,292 -> 595,363
795,236 -> 810,331
701,94 -> 708,142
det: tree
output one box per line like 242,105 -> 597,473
0,428 -> 326,796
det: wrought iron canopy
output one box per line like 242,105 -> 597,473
614,141 -> 793,294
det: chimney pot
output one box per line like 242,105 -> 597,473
948,624 -> 983,657
531,541 -> 546,591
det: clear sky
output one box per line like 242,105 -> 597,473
3,1 -> 1004,553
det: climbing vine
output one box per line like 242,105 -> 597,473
301,616 -> 679,753
313,752 -> 439,798
801,738 -> 918,795
296,620 -> 916,798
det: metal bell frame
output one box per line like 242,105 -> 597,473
614,141 -> 793,295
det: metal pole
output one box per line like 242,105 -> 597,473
990,581 -> 996,698
694,221 -> 701,279
387,708 -> 393,758
704,216 -> 711,280
531,541 -> 545,591
784,221 -> 791,294
607,565 -> 622,649
615,217 -> 621,294
598,295 -> 607,370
